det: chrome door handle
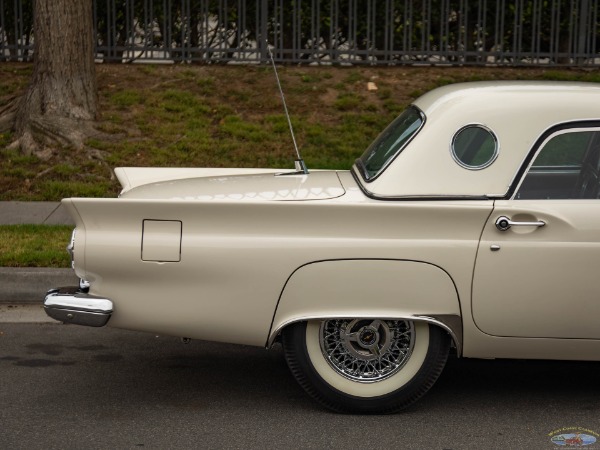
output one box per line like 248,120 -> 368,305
495,216 -> 546,231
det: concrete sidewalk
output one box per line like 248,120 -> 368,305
1,202 -> 76,305
0,201 -> 74,225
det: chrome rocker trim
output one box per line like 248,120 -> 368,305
44,286 -> 113,327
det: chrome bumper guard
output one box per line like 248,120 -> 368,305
44,286 -> 113,327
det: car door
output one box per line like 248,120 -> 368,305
472,126 -> 600,339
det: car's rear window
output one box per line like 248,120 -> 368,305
356,106 -> 424,180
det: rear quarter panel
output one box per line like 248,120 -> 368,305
65,197 -> 493,347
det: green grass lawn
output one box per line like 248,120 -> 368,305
2,63 -> 599,201
0,225 -> 72,268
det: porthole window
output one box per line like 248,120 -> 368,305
451,125 -> 498,170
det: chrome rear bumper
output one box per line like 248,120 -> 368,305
44,286 -> 113,327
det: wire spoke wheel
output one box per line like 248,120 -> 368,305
320,319 -> 415,382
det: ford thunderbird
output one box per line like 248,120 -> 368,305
44,81 -> 600,413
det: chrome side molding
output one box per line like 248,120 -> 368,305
44,286 -> 113,327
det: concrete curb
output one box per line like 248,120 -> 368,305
0,267 -> 78,304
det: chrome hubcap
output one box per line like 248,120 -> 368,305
319,319 -> 415,383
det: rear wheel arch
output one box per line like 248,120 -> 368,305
268,259 -> 463,352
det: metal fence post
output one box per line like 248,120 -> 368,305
1,0 -> 599,67
260,0 -> 268,62
577,0 -> 590,66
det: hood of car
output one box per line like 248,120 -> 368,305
120,171 -> 346,201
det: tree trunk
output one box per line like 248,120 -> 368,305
3,0 -> 99,155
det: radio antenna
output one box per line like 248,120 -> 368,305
266,41 -> 309,174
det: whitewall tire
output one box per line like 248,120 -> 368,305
282,319 -> 450,414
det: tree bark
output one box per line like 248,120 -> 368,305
3,0 -> 99,155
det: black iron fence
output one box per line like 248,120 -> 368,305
1,0 -> 599,66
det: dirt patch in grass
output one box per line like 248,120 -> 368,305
1,63 -> 599,201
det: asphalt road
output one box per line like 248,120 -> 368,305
1,322 -> 599,449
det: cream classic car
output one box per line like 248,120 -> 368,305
44,81 -> 600,414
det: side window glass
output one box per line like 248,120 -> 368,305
516,130 -> 600,199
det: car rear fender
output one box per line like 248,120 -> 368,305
268,259 -> 462,354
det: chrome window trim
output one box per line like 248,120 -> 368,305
450,123 -> 499,171
355,105 -> 426,183
350,166 -> 494,200
511,126 -> 600,200
504,120 -> 600,200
